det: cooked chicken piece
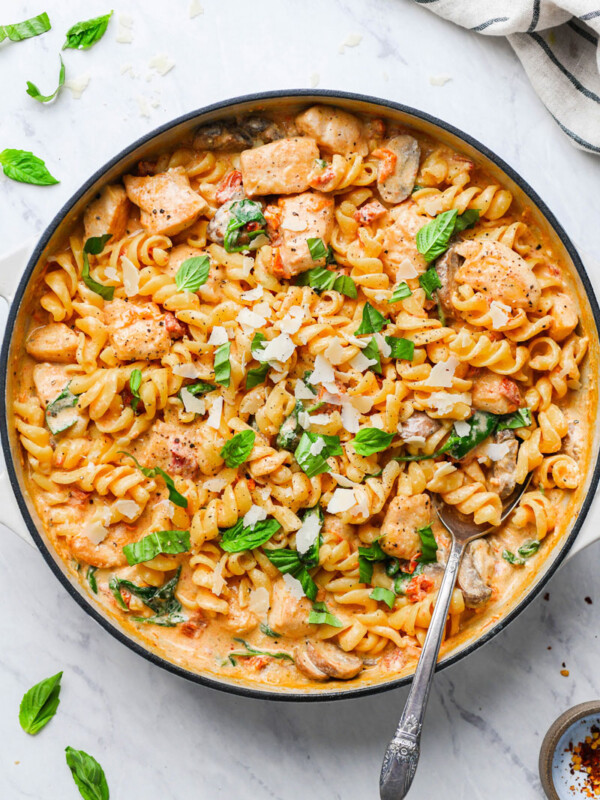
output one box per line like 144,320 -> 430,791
26,323 -> 79,363
240,137 -> 319,197
488,430 -> 518,499
193,117 -> 284,151
458,540 -> 492,607
380,493 -> 431,560
454,240 -> 541,310
83,184 -> 130,241
295,105 -> 368,156
268,579 -> 316,638
123,167 -> 208,236
104,299 -> 171,361
32,363 -> 72,407
273,191 -> 335,277
436,245 -> 462,319
374,135 -> 420,204
295,641 -> 363,681
380,201 -> 429,280
323,513 -> 354,541
549,292 -> 579,341
398,412 -> 442,441
132,419 -> 201,478
69,522 -> 136,569
563,417 -> 584,460
471,370 -> 521,415
165,245 -> 225,304
224,596 -> 258,634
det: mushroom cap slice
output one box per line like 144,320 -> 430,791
376,135 -> 420,204
296,641 -> 363,681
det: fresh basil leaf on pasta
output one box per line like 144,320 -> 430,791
220,518 -> 281,553
264,548 -> 318,601
419,267 -> 442,300
416,209 -> 458,263
245,362 -> 269,389
65,747 -> 110,800
230,638 -> 294,661
123,530 -> 190,565
0,12 -> 51,43
184,380 -> 215,396
362,337 -> 382,374
108,577 -> 129,609
26,56 -> 65,103
175,255 -> 210,292
294,432 -> 342,478
63,11 -> 113,50
355,302 -> 388,335
308,602 -> 344,627
82,235 -> 114,300
307,237 -> 328,262
224,200 -> 266,253
358,541 -> 387,584
86,566 -> 98,594
453,208 -> 480,233
120,452 -> 188,508
0,149 -> 58,185
333,274 -> 357,298
110,567 -> 185,625
220,430 -> 255,467
370,587 -> 396,609
251,332 -> 266,354
128,369 -> 142,413
84,234 -> 112,255
302,371 -> 317,394
45,383 -> 79,435
260,622 -> 281,638
497,407 -> 532,430
295,266 -> 357,298
19,671 -> 62,735
214,341 -> 231,387
352,428 -> 395,456
388,282 -> 412,303
277,401 -> 304,452
416,525 -> 438,563
503,539 -> 540,566
232,199 -> 265,225
385,336 -> 415,361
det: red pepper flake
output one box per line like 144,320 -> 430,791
565,724 -> 600,796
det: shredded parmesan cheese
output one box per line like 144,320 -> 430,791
238,307 -> 267,329
243,504 -> 267,530
295,380 -> 315,401
258,333 -> 295,364
121,256 -> 139,297
327,488 -> 357,513
429,74 -> 453,86
208,326 -> 229,345
189,0 -> 204,17
429,391 -> 472,415
206,396 -> 223,429
296,513 -> 321,555
180,387 -> 206,415
309,438 -> 326,456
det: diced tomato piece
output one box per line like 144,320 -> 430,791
353,200 -> 387,225
405,574 -> 433,603
372,148 -> 397,181
216,170 -> 243,205
164,312 -> 187,339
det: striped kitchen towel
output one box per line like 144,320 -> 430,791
414,0 -> 600,154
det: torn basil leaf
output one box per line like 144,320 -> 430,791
220,429 -> 255,468
355,302 -> 388,335
26,56 -> 65,104
246,362 -> 270,389
416,525 -> 438,563
370,587 -> 396,609
129,369 -> 142,413
45,384 -> 79,435
183,380 -> 215,396
65,747 -> 110,800
224,200 -> 266,253
294,432 -> 342,478
214,341 -> 231,387
86,566 -> 98,594
308,601 -> 343,627
0,148 -> 58,185
388,282 -> 412,303
82,235 -> 114,300
230,638 -> 294,661
503,540 -> 540,566
0,12 -> 51,43
419,267 -> 442,300
497,407 -> 532,430
123,530 -> 190,566
295,266 -> 357,298
263,548 -> 318,601
416,208 -> 480,264
119,452 -> 188,508
19,671 -> 62,735
453,208 -> 480,233
63,11 -> 113,50
351,428 -> 395,457
220,517 -> 281,553
110,567 -> 185,626
277,400 -> 304,452
385,336 -> 415,361
362,337 -> 382,374
358,540 -> 387,584
175,255 -> 210,293
307,237 -> 328,262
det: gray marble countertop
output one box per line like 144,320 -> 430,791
2,1 -> 600,797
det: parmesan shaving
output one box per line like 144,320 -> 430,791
295,380 -> 315,401
238,307 -> 267,329
208,326 -> 229,345
113,499 -> 140,520
310,72 -> 320,88
341,401 -> 360,433
429,391 -> 472,415
374,332 -> 391,359
104,267 -> 118,281
137,96 -> 151,118
64,74 -> 91,99
259,333 -> 295,364
339,33 -> 363,53
180,387 -> 206,415
422,356 -> 460,388
394,259 -> 418,280
254,301 -> 272,318
156,499 -> 176,519
324,338 -> 348,365
248,586 -> 270,617
243,504 -> 267,530
279,306 -> 304,335
212,558 -> 226,596
490,301 -> 512,330
203,477 -> 227,493
149,53 -> 175,76
283,215 -> 308,232
82,521 -> 108,545
326,488 -> 357,513
480,441 -> 511,462
189,0 -> 204,17
206,396 -> 223,429
330,472 -> 356,488
429,74 -> 453,86
172,363 -> 200,378
454,420 -> 471,437
298,411 -> 311,429
296,513 -> 321,555
240,286 -> 263,302
282,573 -> 305,599
310,414 -> 331,426
308,354 -> 335,386
116,14 -> 134,43
121,256 -> 139,297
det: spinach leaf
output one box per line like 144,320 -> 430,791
355,302 -> 388,335
294,432 -> 342,478
26,56 -> 65,104
497,407 -> 532,430
82,235 -> 114,300
128,369 -> 142,413
388,282 -> 412,303
0,148 -> 58,185
362,337 -> 382,374
276,401 -> 304,452
246,362 -> 270,389
65,747 -> 109,800
110,567 -> 185,625
63,11 -> 113,50
308,601 -> 343,627
0,13 -> 51,43
230,638 -> 294,661
220,517 -> 281,553
358,541 -> 387,584
385,336 -> 415,361
503,540 -> 541,566
19,672 -> 62,735
416,525 -> 438,563
86,566 -> 98,594
45,383 -> 79,435
123,530 -> 190,565
119,452 -> 188,508
175,255 -> 210,292
264,548 -> 318,601
419,267 -> 442,300
260,622 -> 281,638
220,429 -> 255,467
370,587 -> 396,609
307,237 -> 329,262
224,200 -> 266,253
351,428 -> 395,457
214,341 -> 231,387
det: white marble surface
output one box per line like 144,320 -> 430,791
2,0 -> 600,797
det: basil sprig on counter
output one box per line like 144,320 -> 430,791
229,638 -> 294,662
0,12 -> 51,43
224,200 -> 266,253
65,746 -> 110,800
308,601 -> 343,627
45,383 -> 79,435
388,282 -> 412,303
128,369 -> 142,413
19,671 -> 63,735
295,266 -> 357,298
220,429 -> 255,468
351,428 -> 395,457
26,56 -> 65,103
416,208 -> 480,263
294,432 -> 343,478
63,11 -> 113,50
264,548 -> 318,601
82,234 -> 114,299
123,530 -> 190,566
355,302 -> 388,335
120,452 -> 188,508
0,148 -> 58,185
175,255 -> 210,292
503,540 -> 541,566
214,341 -> 231,387
220,517 -> 281,553
109,567 -> 185,626
370,586 -> 396,609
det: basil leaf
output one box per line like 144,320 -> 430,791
214,341 -> 231,387
358,541 -> 387,585
388,282 -> 412,303
416,525 -> 438,563
82,235 -> 114,300
230,638 -> 294,661
26,56 -> 65,103
46,383 -> 79,435
446,410 -> 497,460
416,209 -> 458,263
224,200 -> 266,252
453,208 -> 480,233
497,407 -> 532,431
63,11 -> 113,50
231,199 -> 265,226
296,266 -> 336,291
352,428 -> 395,457
123,530 -> 190,566
302,371 -> 317,394
385,336 -> 415,361
419,267 -> 442,300
355,302 -> 388,335
334,274 -> 357,298
251,332 -> 266,354
65,747 -> 109,800
175,255 -> 210,293
108,577 -> 129,610
246,362 -> 270,389
0,13 -> 51,43
260,622 -> 281,638
298,505 -> 323,569
129,369 -> 142,413
276,401 -> 304,452
264,548 -> 318,601
220,518 -> 281,553
86,566 -> 98,594
110,567 -> 185,625
220,430 -> 255,468
183,380 -> 215,396
503,540 -> 540,566
119,452 -> 188,508
362,337 -> 382,374
19,672 -> 62,735
0,148 -> 58,185
294,432 -> 342,478
307,237 -> 328,262
370,586 -> 396,609
308,601 -> 343,627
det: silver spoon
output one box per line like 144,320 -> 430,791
379,474 -> 533,799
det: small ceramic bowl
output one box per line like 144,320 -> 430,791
540,701 -> 600,798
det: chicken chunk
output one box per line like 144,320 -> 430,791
69,520 -> 137,569
83,184 -> 130,241
471,370 -> 521,415
295,105 -> 368,156
123,167 -> 208,236
104,299 -> 171,361
295,641 -> 362,681
32,363 -> 71,407
374,135 -> 420,204
380,202 -> 429,280
274,191 -> 334,278
268,579 -> 316,638
563,417 -> 584,460
131,419 -> 201,478
165,245 -> 225,304
549,292 -> 579,341
26,323 -> 79,363
488,430 -> 518,499
379,493 -> 432,560
398,412 -> 442,442
455,240 -> 541,310
240,137 -> 319,197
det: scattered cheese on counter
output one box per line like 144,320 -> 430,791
149,53 -> 175,76
339,33 -> 363,53
243,505 -> 267,530
208,326 -> 229,345
180,387 -> 206,415
310,72 -> 320,88
429,74 -> 452,86
206,396 -> 223,429
64,74 -> 90,99
296,513 -> 321,555
137,95 -> 150,118
189,0 -> 204,18
116,14 -> 134,43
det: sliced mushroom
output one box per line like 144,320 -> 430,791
376,135 -> 420,204
563,417 -> 584,460
296,641 -> 363,681
488,430 -> 518,499
458,540 -> 492,608
435,244 -> 463,320
398,411 -> 442,442
193,117 -> 284,151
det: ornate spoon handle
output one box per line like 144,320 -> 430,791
379,537 -> 464,800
